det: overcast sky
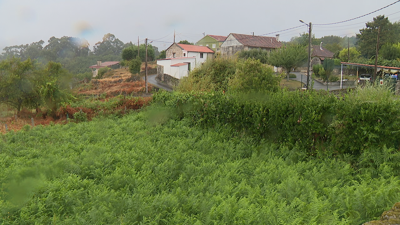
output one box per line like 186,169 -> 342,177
0,0 -> 399,52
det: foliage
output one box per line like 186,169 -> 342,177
73,110 -> 88,122
157,50 -> 166,59
313,64 -> 323,77
38,62 -> 74,117
129,56 -> 142,75
380,43 -> 400,60
154,86 -> 400,156
0,58 -> 38,112
96,67 -> 111,79
228,58 -> 280,93
268,44 -> 307,80
121,44 -> 155,62
0,34 -> 127,77
177,57 -> 236,92
338,47 -> 361,62
322,58 -> 335,81
290,33 -> 320,46
178,40 -> 194,45
237,48 -> 269,64
1,105 -> 400,224
356,15 -> 400,59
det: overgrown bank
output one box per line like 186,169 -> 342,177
0,108 -> 399,224
154,85 -> 400,158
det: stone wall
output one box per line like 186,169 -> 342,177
156,73 -> 179,88
166,43 -> 183,58
363,202 -> 400,225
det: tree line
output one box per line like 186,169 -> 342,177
0,33 -> 159,77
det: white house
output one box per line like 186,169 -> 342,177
157,43 -> 214,79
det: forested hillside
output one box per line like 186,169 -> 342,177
0,33 -> 158,75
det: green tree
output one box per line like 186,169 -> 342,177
322,58 -> 334,82
121,44 -> 155,62
268,44 -> 308,80
0,58 -> 37,112
157,50 -> 166,59
357,15 -> 397,59
37,62 -> 73,118
380,43 -> 400,60
93,33 -> 125,57
229,58 -> 280,93
178,40 -> 193,45
290,33 -> 320,46
237,49 -> 269,64
338,47 -> 361,62
129,56 -> 142,75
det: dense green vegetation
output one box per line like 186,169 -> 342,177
1,101 -> 400,224
0,58 -> 73,116
177,58 -> 280,93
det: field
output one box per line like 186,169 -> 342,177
0,102 -> 399,224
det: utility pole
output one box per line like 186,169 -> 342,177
347,37 -> 350,62
145,38 -> 148,93
373,26 -> 381,83
306,22 -> 312,90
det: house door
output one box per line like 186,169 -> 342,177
188,63 -> 191,71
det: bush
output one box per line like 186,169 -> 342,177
96,67 -> 111,79
73,110 -> 88,122
313,64 -> 323,77
129,56 -> 142,75
289,74 -> 296,78
329,76 -> 339,82
228,58 -> 280,93
177,57 -> 236,92
154,85 -> 400,157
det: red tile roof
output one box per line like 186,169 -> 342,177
208,35 -> 227,42
231,33 -> 281,49
89,61 -> 120,69
177,44 -> 214,53
312,45 -> 334,58
171,63 -> 189,67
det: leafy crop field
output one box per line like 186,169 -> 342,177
0,105 -> 399,224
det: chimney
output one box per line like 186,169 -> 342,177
97,61 -> 102,66
320,42 -> 323,50
276,34 -> 280,42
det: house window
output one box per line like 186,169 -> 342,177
183,53 -> 186,57
212,44 -> 216,48
173,53 -> 176,58
200,53 -> 203,58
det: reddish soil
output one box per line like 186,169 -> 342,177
0,68 -> 153,133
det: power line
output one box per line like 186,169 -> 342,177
314,0 -> 400,26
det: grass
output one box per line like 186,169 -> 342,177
280,79 -> 304,90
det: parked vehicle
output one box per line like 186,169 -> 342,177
358,74 -> 371,83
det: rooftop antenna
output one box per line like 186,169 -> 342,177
174,30 -> 176,43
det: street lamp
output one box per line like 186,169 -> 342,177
299,20 -> 312,90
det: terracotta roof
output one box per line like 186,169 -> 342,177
89,61 -> 120,69
231,33 -> 281,49
312,45 -> 334,58
177,44 -> 214,53
208,35 -> 227,42
171,63 -> 189,67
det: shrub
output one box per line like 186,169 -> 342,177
73,110 -> 88,122
289,74 -> 297,78
129,56 -> 142,75
96,67 -> 111,79
228,58 -> 280,93
329,76 -> 339,82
